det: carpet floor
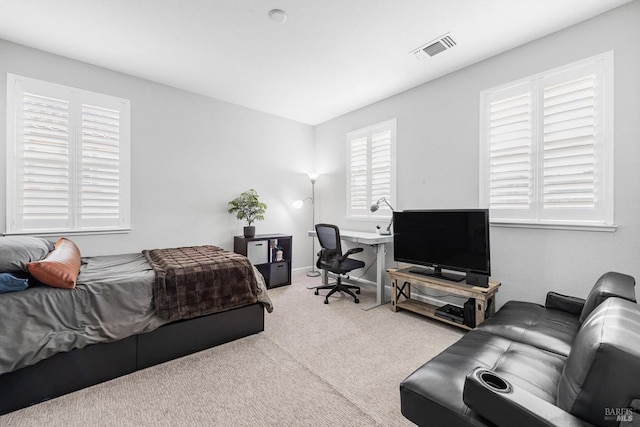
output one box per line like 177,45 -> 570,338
0,274 -> 463,426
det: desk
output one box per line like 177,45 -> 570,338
308,230 -> 393,310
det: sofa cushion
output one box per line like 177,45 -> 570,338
476,301 -> 581,357
558,298 -> 640,426
400,329 -> 566,427
579,271 -> 636,322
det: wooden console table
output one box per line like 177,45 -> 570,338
388,267 -> 500,330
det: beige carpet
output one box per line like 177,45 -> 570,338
0,274 -> 463,426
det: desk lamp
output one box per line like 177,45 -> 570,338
370,197 -> 395,235
293,173 -> 321,277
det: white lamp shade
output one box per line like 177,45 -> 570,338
307,172 -> 319,182
292,200 -> 304,209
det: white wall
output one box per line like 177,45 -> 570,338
0,39 -> 316,268
2,2 -> 639,301
313,1 -> 640,306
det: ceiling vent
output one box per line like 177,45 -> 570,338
411,33 -> 456,59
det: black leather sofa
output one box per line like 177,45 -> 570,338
400,272 -> 640,427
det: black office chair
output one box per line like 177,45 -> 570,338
313,224 -> 364,304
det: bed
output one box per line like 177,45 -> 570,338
0,237 -> 273,415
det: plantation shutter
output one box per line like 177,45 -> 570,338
370,128 -> 392,210
80,104 -> 122,228
480,52 -> 612,227
17,92 -> 72,231
6,74 -> 130,234
540,63 -> 605,222
487,86 -> 533,217
349,135 -> 368,212
346,119 -> 396,217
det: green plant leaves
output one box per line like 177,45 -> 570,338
227,189 -> 267,226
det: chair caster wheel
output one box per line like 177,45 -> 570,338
314,289 -> 319,295
356,290 -> 361,294
354,299 -> 359,304
324,299 -> 329,304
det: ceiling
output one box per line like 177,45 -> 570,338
0,0 -> 632,125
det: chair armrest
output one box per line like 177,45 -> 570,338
343,247 -> 363,256
341,247 -> 363,262
545,292 -> 585,315
463,368 -> 592,427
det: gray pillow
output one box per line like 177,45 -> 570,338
0,236 -> 55,273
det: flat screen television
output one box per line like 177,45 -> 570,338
393,209 -> 490,282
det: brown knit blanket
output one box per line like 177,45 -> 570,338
143,245 -> 258,321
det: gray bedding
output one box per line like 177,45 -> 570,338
0,254 -> 167,375
0,252 -> 272,375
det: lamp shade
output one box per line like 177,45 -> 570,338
292,200 -> 304,209
371,197 -> 394,212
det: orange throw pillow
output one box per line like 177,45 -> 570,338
28,237 -> 81,289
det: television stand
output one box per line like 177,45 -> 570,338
388,267 -> 500,330
409,266 -> 465,282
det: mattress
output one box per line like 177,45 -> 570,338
0,250 -> 272,376
0,253 -> 168,375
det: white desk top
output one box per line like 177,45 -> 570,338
308,229 -> 393,245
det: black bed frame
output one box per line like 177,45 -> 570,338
0,302 -> 264,415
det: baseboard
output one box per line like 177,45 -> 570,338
292,266 -> 314,276
341,275 -> 377,288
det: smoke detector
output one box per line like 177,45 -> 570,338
411,33 -> 456,59
269,9 -> 288,23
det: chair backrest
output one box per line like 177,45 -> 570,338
557,297 -> 640,426
579,271 -> 636,322
315,223 -> 342,254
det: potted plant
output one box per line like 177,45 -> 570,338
227,189 -> 267,238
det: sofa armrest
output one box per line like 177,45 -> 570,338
463,368 -> 592,427
545,292 -> 585,316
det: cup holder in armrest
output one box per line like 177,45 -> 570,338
475,369 -> 512,393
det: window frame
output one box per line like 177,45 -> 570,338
479,52 -> 615,232
5,74 -> 131,236
345,118 -> 397,220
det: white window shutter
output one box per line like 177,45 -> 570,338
349,135 -> 368,212
488,91 -> 532,210
346,119 -> 396,218
482,82 -> 535,221
6,74 -> 130,234
370,128 -> 392,209
541,71 -> 602,221
16,92 -> 72,231
80,104 -> 122,228
480,52 -> 613,228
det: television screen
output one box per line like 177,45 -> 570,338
393,209 -> 490,280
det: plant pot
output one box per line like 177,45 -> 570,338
243,226 -> 255,238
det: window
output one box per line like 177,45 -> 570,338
479,52 -> 614,230
346,118 -> 396,218
6,74 -> 130,235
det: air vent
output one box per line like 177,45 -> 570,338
412,33 -> 456,59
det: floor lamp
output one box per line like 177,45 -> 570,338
293,173 -> 321,277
